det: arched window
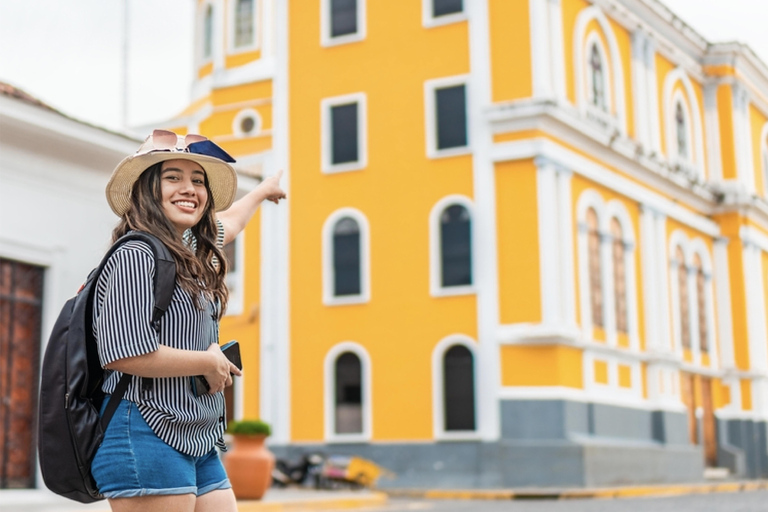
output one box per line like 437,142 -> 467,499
589,43 -> 606,111
587,208 -> 603,328
611,218 -> 627,334
203,5 -> 214,60
675,101 -> 688,160
676,247 -> 691,349
334,352 -> 362,434
234,0 -> 254,48
440,204 -> 472,287
332,217 -> 361,297
693,254 -> 708,353
443,345 -> 475,431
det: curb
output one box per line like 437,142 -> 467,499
236,491 -> 388,511
385,480 -> 768,500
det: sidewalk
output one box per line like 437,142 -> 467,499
385,480 -> 768,500
0,488 -> 388,512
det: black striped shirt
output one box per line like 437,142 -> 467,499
93,225 -> 227,457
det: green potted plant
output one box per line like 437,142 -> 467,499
223,419 -> 275,500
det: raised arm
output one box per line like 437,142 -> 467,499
216,170 -> 286,246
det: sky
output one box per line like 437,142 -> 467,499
0,0 -> 767,133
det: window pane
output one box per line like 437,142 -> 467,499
440,205 -> 472,287
235,0 -> 254,47
611,219 -> 627,333
204,6 -> 214,59
443,345 -> 475,431
335,352 -> 362,434
586,209 -> 603,328
331,0 -> 357,37
676,248 -> 691,349
331,103 -> 359,165
333,218 -> 361,296
435,85 -> 467,150
433,0 -> 463,17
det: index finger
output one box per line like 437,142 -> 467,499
272,169 -> 284,182
229,362 -> 242,377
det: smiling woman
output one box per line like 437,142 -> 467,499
80,129 -> 286,512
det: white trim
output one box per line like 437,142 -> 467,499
320,0 -> 366,47
583,350 -> 644,404
321,92 -> 368,174
322,208 -> 371,306
223,232 -> 245,317
704,84 -> 723,181
732,84 -> 756,194
324,342 -> 373,442
232,108 -> 262,138
605,200 -> 639,350
714,238 -> 735,369
422,0 -> 467,28
490,138 -> 721,237
583,33 -> 613,118
228,0 -> 260,54
743,242 -> 768,372
497,385 -> 682,413
466,0 -> 500,441
573,5 -> 626,135
424,75 -> 472,159
197,1 -> 217,67
529,0 -> 552,99
576,189 -> 605,339
258,0 -> 290,443
760,123 -> 768,196
662,68 -> 706,181
429,195 -> 476,297
432,335 -> 480,441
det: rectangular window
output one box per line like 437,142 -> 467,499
331,103 -> 359,165
425,76 -> 470,158
322,93 -> 367,173
433,0 -> 463,17
331,0 -> 357,37
423,0 -> 466,27
234,0 -> 254,48
436,85 -> 467,150
322,0 -> 365,46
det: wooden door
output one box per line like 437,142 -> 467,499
680,372 -> 698,445
701,377 -> 718,467
0,259 -> 44,489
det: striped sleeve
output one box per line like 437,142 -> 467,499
94,243 -> 159,367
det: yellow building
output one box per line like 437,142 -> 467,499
162,0 -> 768,487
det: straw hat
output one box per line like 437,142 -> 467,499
106,129 -> 238,216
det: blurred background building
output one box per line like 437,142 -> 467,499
5,0 -> 768,492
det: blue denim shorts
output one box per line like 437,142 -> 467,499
91,399 -> 231,499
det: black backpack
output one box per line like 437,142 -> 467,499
38,232 -> 176,503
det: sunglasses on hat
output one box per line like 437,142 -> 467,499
137,129 -> 236,163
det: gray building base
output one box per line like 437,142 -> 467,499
270,399 -> 707,489
717,418 -> 768,479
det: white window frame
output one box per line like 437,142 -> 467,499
223,232 -> 245,317
320,0 -> 366,47
661,68 -> 706,181
322,208 -> 371,306
228,0 -> 260,53
424,75 -> 471,159
321,93 -> 368,174
324,341 -> 373,442
232,108 -> 262,138
576,190 -> 639,350
198,1 -> 216,66
584,33 -> 612,119
432,334 -> 480,440
669,91 -> 695,170
422,0 -> 467,28
429,195 -> 476,297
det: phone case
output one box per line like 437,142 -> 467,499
190,341 -> 242,396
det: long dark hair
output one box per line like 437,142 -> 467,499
111,162 -> 229,316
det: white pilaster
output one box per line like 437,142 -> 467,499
601,229 -> 616,346
536,158 -> 561,325
530,0 -> 553,98
631,31 -> 650,150
547,0 -> 566,102
556,166 -> 576,327
704,83 -> 723,181
260,0 -> 291,443
714,237 -> 735,368
655,214 -> 671,351
468,0 -> 500,441
640,205 -> 658,350
744,242 -> 768,371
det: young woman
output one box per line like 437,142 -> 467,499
91,130 -> 285,512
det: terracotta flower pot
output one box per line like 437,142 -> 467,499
223,434 -> 275,499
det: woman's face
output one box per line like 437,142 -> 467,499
159,159 -> 209,234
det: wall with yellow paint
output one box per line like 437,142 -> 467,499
751,104 -> 768,195
562,0 -> 591,105
501,345 -> 583,388
718,84 -> 738,179
489,0 -> 531,102
288,1 -> 474,442
496,159 -> 541,325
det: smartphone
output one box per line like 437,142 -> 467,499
191,341 -> 242,396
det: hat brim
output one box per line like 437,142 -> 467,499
106,151 -> 237,217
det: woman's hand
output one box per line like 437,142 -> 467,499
258,169 -> 286,204
203,343 -> 242,394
